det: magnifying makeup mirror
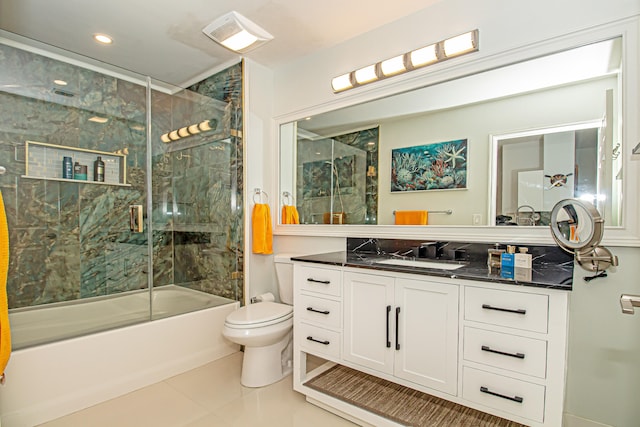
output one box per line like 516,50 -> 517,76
550,199 -> 619,275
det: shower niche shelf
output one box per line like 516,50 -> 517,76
22,141 -> 130,187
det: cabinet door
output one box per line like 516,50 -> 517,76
394,278 -> 459,395
343,272 -> 394,374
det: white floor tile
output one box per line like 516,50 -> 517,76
40,351 -> 355,427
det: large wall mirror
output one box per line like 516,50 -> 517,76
277,23 -> 639,244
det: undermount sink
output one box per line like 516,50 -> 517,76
376,259 -> 465,270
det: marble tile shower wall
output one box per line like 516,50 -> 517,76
0,42 -> 244,309
151,62 -> 244,303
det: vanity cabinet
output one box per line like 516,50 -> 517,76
343,271 -> 458,394
293,261 -> 569,427
294,264 -> 343,361
460,286 -> 567,424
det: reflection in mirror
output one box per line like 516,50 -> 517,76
280,37 -> 623,227
492,120 -> 622,227
293,127 -> 378,224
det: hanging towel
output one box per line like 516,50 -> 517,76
252,203 -> 273,254
394,210 -> 428,225
0,191 -> 10,383
282,205 -> 300,224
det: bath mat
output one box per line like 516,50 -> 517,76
304,364 -> 527,427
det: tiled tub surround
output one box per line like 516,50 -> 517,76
1,41 -> 244,348
292,237 -> 574,290
292,238 -> 573,426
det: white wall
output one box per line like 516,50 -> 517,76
243,59 -> 277,303
244,0 -> 640,425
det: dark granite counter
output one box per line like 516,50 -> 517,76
291,238 -> 574,291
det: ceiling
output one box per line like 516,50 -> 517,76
0,0 -> 443,86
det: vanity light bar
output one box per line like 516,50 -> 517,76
160,119 -> 217,143
331,29 -> 479,93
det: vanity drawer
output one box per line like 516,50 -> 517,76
298,294 -> 341,330
296,265 -> 342,297
462,366 -> 545,423
463,327 -> 547,378
298,322 -> 341,359
465,287 -> 549,333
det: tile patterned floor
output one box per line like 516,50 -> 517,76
38,352 -> 356,427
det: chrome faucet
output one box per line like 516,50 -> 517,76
620,294 -> 640,314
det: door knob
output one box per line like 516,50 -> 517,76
620,294 -> 640,314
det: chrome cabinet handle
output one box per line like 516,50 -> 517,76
307,278 -> 330,284
480,386 -> 523,403
306,336 -> 330,345
481,345 -> 525,359
482,304 -> 526,315
306,307 -> 330,315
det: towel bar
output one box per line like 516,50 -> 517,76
393,209 -> 452,215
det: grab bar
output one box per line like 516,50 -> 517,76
620,294 -> 640,314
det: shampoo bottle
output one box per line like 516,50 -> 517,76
62,156 -> 73,179
94,156 -> 105,182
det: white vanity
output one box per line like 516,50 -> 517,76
292,254 -> 570,427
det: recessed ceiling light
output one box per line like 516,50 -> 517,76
53,79 -> 68,86
93,34 -> 113,44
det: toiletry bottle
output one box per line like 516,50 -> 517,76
501,245 -> 515,268
487,243 -> 504,272
74,162 -> 87,180
515,247 -> 533,268
94,156 -> 105,182
62,156 -> 73,179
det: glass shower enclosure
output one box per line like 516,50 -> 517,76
0,35 -> 244,349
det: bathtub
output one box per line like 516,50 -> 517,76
0,285 -> 240,427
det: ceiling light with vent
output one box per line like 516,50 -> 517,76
202,11 -> 273,53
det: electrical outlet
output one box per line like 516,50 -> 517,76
472,214 -> 482,225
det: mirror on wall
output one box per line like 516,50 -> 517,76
279,37 -> 623,228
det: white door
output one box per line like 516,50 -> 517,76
343,272 -> 394,374
394,278 -> 459,395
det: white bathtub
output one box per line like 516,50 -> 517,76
9,285 -> 233,349
0,285 -> 240,427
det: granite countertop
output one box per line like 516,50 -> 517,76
291,250 -> 574,291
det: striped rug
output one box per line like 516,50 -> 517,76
304,365 -> 528,427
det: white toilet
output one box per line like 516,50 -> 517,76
223,254 -> 295,387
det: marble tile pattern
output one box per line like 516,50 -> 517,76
0,42 -> 244,311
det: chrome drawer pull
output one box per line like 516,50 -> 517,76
482,304 -> 526,315
481,345 -> 525,359
480,386 -> 523,403
306,336 -> 330,345
307,278 -> 330,284
306,307 -> 330,315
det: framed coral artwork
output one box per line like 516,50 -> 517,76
391,139 -> 467,192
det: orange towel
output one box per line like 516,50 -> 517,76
0,191 -> 10,383
394,210 -> 428,225
252,203 -> 273,254
281,205 -> 300,224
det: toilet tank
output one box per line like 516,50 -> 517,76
274,254 -> 296,305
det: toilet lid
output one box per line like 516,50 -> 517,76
226,302 -> 293,326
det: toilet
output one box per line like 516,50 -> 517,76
222,254 -> 295,387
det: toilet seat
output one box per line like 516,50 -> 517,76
225,302 -> 293,329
